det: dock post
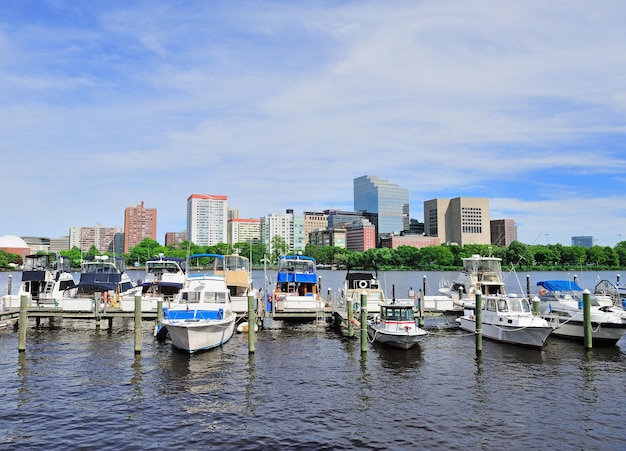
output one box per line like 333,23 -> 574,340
18,295 -> 28,352
134,294 -> 142,354
420,275 -> 426,327
7,275 -> 12,295
347,295 -> 354,337
157,299 -> 163,333
475,290 -> 483,355
248,294 -> 256,354
360,292 -> 368,353
583,289 -> 592,350
526,275 -> 531,299
327,287 -> 331,305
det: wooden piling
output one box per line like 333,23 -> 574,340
347,296 -> 354,337
526,275 -> 531,299
583,289 -> 592,350
134,294 -> 142,354
419,275 -> 426,327
248,294 -> 256,354
18,295 -> 28,352
157,299 -> 163,326
475,291 -> 483,355
360,292 -> 367,353
7,275 -> 12,295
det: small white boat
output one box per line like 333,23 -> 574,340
538,280 -> 626,345
1,253 -> 76,308
456,295 -> 554,348
367,301 -> 427,350
161,271 -> 236,353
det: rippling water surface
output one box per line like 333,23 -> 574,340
2,271 -> 626,450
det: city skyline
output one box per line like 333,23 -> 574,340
2,2 -> 626,246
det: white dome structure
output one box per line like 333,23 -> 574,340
0,235 -> 31,258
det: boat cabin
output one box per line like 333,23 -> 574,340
379,304 -> 415,322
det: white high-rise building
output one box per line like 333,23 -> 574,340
187,194 -> 228,246
261,213 -> 293,256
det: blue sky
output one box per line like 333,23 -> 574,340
2,0 -> 626,247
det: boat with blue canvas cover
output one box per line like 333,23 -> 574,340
537,279 -> 626,345
269,254 -> 325,318
160,254 -> 236,353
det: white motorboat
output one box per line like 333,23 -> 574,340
342,271 -> 386,317
447,254 -> 509,305
456,294 -> 554,348
269,254 -> 325,316
367,300 -> 427,350
537,280 -> 626,345
161,273 -> 236,353
1,253 -> 76,309
121,254 -> 187,312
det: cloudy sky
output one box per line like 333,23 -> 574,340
2,0 -> 626,247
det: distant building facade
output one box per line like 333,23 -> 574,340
164,231 -> 187,247
490,219 -> 517,247
228,218 -> 261,244
380,234 -> 441,250
354,175 -> 409,240
123,201 -> 157,253
71,224 -> 124,254
309,228 -> 347,249
572,236 -> 594,248
424,197 -> 491,246
303,211 -> 328,246
187,194 -> 228,246
261,213 -> 293,255
345,220 -> 377,252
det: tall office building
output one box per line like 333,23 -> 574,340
124,201 -> 157,253
491,219 -> 517,247
423,197 -> 490,246
353,175 -> 409,239
187,194 -> 228,246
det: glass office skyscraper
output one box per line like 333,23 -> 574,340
353,175 -> 409,237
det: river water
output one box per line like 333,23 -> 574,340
1,270 -> 625,450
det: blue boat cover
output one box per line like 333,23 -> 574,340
276,273 -> 318,284
536,280 -> 582,292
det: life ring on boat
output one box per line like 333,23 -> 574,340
358,280 -> 368,289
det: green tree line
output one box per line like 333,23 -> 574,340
3,238 -> 626,271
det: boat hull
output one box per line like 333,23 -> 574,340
367,323 -> 426,350
542,315 -> 626,345
457,317 -> 553,348
163,315 -> 236,353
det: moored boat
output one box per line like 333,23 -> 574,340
456,294 -> 554,348
342,271 -> 386,317
1,253 -> 76,309
367,300 -> 427,349
66,255 -> 138,311
215,254 -> 257,315
269,254 -> 325,317
120,254 -> 186,312
161,272 -> 236,353
537,280 -> 626,345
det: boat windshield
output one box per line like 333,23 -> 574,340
508,298 -> 530,313
383,307 -> 414,321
